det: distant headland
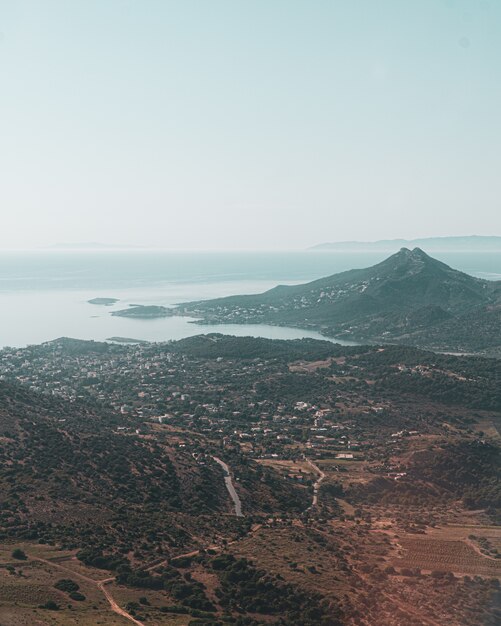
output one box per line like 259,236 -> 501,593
310,235 -> 501,252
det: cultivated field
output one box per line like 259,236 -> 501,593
392,527 -> 501,578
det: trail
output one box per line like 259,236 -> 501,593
465,537 -> 500,561
213,456 -> 244,517
98,578 -> 145,626
380,590 -> 442,626
305,457 -> 326,508
144,549 -> 201,573
31,556 -> 144,625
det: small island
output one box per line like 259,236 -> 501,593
88,297 -> 119,306
111,305 -> 174,318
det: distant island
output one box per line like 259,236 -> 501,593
47,242 -> 140,250
310,235 -> 501,252
88,297 -> 119,306
111,304 -> 174,318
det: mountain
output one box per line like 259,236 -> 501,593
177,248 -> 501,355
310,235 -> 501,252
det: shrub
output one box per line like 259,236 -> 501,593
54,579 -> 80,593
69,591 -> 86,601
39,600 -> 60,610
11,548 -> 27,560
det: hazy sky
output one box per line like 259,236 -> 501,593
1,0 -> 500,250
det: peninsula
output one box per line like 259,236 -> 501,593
174,248 -> 501,357
111,304 -> 174,318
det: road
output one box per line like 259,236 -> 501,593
305,458 -> 326,508
213,456 -> 244,517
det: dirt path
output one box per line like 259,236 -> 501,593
98,578 -> 145,626
145,549 -> 201,573
31,556 -> 144,625
465,536 -> 500,561
32,556 -> 103,586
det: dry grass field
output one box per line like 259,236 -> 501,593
0,542 -> 191,625
317,457 -> 372,485
288,358 -> 334,372
230,524 -> 356,599
0,543 -> 123,625
257,459 -> 315,475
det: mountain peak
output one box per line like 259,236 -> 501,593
397,246 -> 428,258
410,246 -> 429,258
383,246 -> 435,272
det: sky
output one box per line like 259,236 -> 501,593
0,0 -> 500,250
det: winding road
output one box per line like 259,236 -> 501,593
213,456 -> 244,517
305,458 -> 326,509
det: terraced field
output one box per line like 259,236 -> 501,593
393,536 -> 501,578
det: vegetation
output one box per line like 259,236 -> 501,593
209,554 -> 343,625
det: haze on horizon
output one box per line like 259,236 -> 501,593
1,0 -> 500,251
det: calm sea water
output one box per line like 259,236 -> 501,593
1,250 -> 500,348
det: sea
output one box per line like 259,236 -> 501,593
1,250 -> 500,349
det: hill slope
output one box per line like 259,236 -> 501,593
0,377 -> 310,564
178,248 -> 501,354
0,381 -> 229,556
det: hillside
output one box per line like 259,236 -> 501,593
177,248 -> 501,355
0,381 -> 225,556
0,380 -> 306,564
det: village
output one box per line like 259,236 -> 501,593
0,338 -> 433,492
